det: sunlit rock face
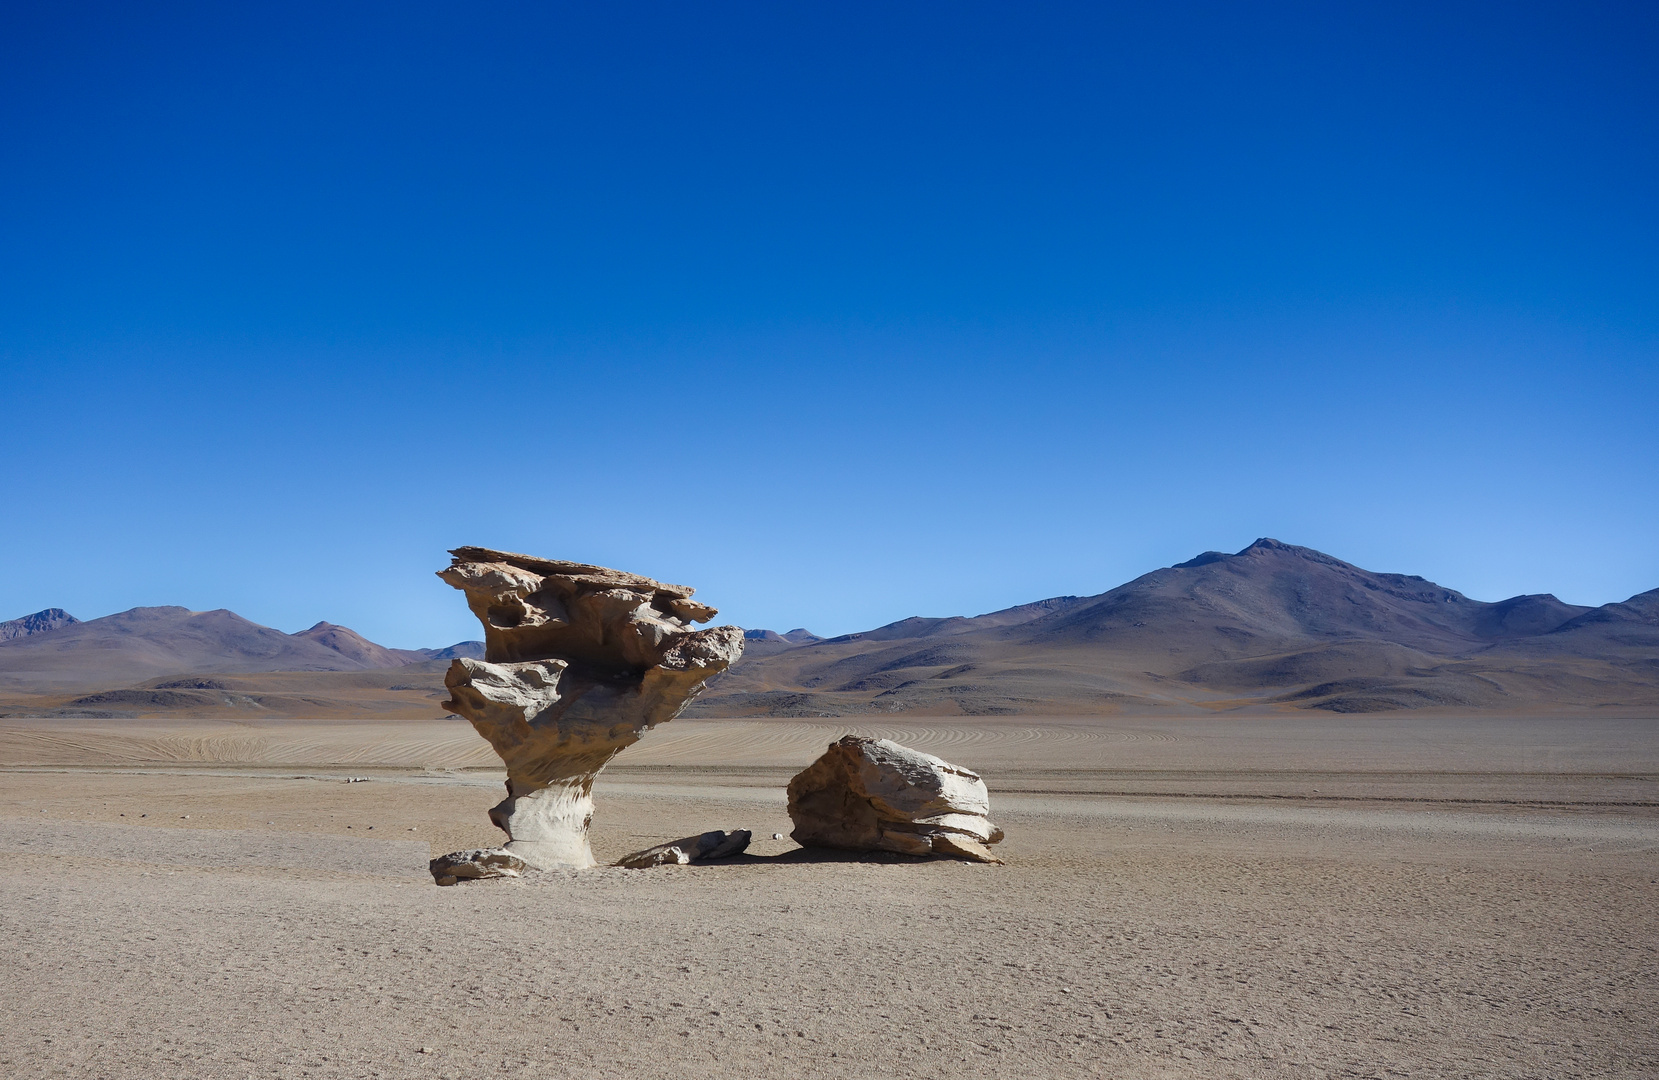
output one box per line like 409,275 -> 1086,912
437,547 -> 744,870
787,736 -> 1005,863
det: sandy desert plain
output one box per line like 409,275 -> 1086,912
3,706 -> 1657,1080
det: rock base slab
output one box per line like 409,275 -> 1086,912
430,848 -> 528,886
615,829 -> 752,868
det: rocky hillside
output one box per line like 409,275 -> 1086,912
690,539 -> 1658,716
0,608 -> 80,642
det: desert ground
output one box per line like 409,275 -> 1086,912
3,712 -> 1656,1079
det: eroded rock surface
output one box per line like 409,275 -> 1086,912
436,547 -> 743,870
787,736 -> 1005,863
615,829 -> 752,869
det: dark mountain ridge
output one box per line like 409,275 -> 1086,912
691,539 -> 1658,716
1003,539 -> 1596,656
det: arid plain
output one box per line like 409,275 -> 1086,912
4,709 -> 1656,1080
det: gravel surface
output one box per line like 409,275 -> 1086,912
2,715 -> 1656,1079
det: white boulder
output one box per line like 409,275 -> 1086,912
786,736 -> 1004,863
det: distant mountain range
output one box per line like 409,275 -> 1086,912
691,538 -> 1659,716
3,539 -> 1654,718
741,627 -> 825,657
0,606 -> 481,696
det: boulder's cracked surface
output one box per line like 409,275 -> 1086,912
787,736 -> 1005,863
436,547 -> 743,870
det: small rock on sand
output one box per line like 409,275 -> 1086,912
615,829 -> 752,869
429,848 -> 528,886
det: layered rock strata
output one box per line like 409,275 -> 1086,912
787,736 -> 1005,863
436,547 -> 744,870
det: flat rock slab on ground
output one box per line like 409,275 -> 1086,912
429,847 -> 527,884
615,828 -> 752,868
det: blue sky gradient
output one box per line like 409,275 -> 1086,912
2,2 -> 1655,646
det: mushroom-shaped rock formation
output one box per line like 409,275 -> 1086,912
787,736 -> 1005,863
436,547 -> 744,870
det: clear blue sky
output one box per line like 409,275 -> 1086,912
2,2 -> 1655,648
